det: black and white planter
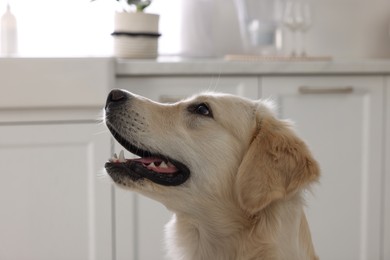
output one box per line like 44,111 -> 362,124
113,12 -> 160,59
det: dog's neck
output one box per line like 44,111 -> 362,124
165,192 -> 316,260
166,198 -> 247,260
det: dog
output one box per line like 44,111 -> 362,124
104,89 -> 320,260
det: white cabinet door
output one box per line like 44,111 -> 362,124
0,123 -> 112,260
262,76 -> 384,260
114,76 -> 258,260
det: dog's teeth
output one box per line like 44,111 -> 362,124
160,161 -> 168,168
109,153 -> 118,162
167,162 -> 175,168
118,150 -> 126,162
149,162 -> 157,168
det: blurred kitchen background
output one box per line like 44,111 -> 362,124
1,1 -> 390,260
1,0 -> 390,58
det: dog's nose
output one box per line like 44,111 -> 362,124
105,89 -> 130,109
107,89 -> 127,103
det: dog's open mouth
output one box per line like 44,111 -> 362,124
105,126 -> 190,186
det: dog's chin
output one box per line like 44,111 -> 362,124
105,124 -> 191,187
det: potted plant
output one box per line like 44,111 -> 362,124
94,0 -> 160,59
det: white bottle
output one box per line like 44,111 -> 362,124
1,3 -> 18,56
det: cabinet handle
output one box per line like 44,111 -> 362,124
298,86 -> 354,94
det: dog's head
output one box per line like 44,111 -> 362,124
104,89 -> 319,214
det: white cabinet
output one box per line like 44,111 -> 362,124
115,76 -> 259,260
0,123 -> 112,260
262,76 -> 385,260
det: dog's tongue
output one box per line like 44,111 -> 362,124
133,157 -> 178,174
134,157 -> 161,164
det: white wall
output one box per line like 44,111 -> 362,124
183,0 -> 390,59
306,0 -> 390,58
1,0 -> 390,58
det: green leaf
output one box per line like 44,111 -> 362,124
126,0 -> 152,12
91,0 -> 152,12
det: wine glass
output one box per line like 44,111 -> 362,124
283,0 -> 300,56
297,0 -> 312,56
283,0 -> 312,57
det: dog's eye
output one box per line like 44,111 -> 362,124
190,103 -> 213,117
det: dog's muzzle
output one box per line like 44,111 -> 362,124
104,89 -> 191,186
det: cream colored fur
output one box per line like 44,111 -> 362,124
107,91 -> 320,260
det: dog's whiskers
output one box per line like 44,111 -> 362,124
93,129 -> 110,136
214,73 -> 221,90
96,169 -> 112,183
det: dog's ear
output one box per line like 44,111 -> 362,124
236,106 -> 320,215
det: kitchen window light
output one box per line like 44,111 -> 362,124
1,0 -> 181,57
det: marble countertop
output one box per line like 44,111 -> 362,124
116,57 -> 390,76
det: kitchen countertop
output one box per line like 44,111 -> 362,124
116,57 -> 390,76
2,57 -> 390,116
